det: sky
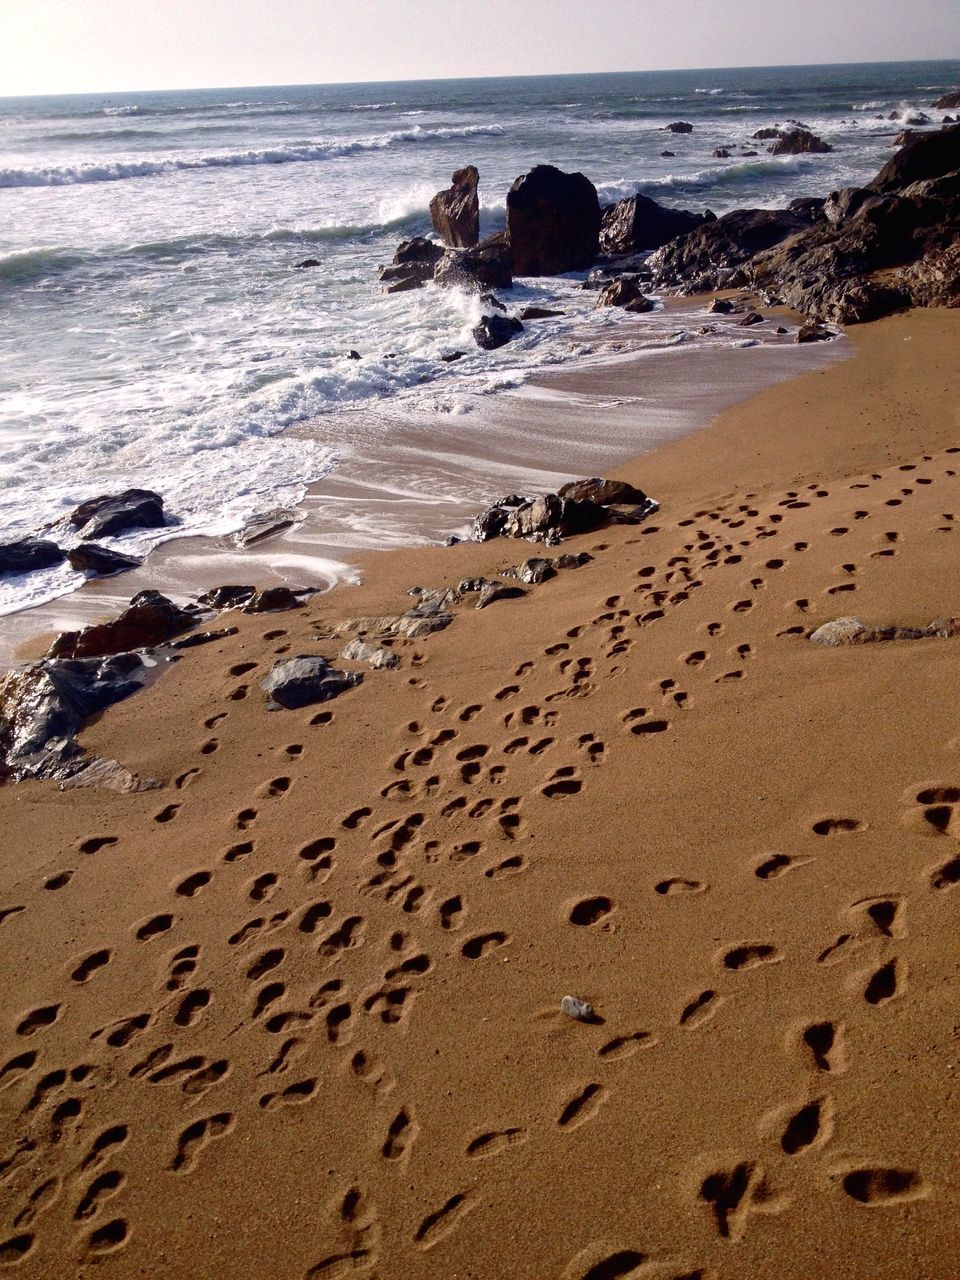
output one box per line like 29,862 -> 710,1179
2,0 -> 959,97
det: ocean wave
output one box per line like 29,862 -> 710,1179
0,124 -> 507,189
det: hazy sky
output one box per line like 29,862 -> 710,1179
2,0 -> 959,97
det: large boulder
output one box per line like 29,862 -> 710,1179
378,237 -> 444,293
472,314 -> 523,350
262,656 -> 362,708
769,128 -> 833,156
649,208 -> 811,292
869,123 -> 960,193
49,590 -> 196,659
69,488 -> 165,540
506,165 -> 601,275
598,194 -> 714,254
595,276 -> 655,312
430,165 -> 480,248
933,91 -> 960,111
435,231 -> 513,291
0,538 -> 65,575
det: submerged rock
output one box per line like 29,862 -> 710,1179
0,538 -> 65,575
69,488 -> 165,540
665,121 -> 693,134
67,543 -> 142,575
262,656 -> 362,709
506,164 -> 601,275
235,508 -> 302,547
472,313 -> 523,350
430,164 -> 480,248
435,232 -> 513,291
769,128 -> 833,155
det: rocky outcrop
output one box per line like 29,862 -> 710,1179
473,314 -> 523,350
434,231 -> 513,291
471,481 -> 657,544
49,590 -> 196,659
261,656 -> 362,709
869,124 -> 960,192
0,538 -> 65,575
430,165 -> 480,248
598,193 -> 714,255
506,165 -> 601,275
769,128 -> 832,156
649,208 -> 812,292
595,277 -> 654,312
933,91 -> 960,111
665,122 -> 693,134
68,488 -> 164,540
67,544 -> 142,575
378,237 -> 444,293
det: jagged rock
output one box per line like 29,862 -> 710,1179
714,147 -> 731,158
340,639 -> 400,669
235,508 -> 301,547
651,207 -> 811,293
558,477 -> 650,506
769,128 -> 832,156
598,194 -> 714,255
262,656 -> 361,709
472,495 -> 530,541
0,652 -> 146,781
518,306 -> 565,320
753,126 -> 782,140
480,292 -> 507,312
870,124 -> 960,192
67,543 -> 142,575
435,232 -> 513,291
69,488 -> 165,540
49,591 -> 196,659
196,585 -> 256,610
506,557 -> 556,585
796,325 -> 834,343
170,627 -> 240,649
738,311 -> 764,326
430,165 -> 480,248
243,586 -> 302,613
506,165 -> 601,275
335,587 -> 457,641
58,757 -> 163,792
595,276 -> 655,312
378,237 -> 444,292
554,552 -> 593,569
472,482 -> 656,545
476,581 -> 525,609
933,91 -> 960,110
457,577 -> 494,594
810,616 -> 960,646
665,121 -> 693,134
709,297 -> 740,314
823,187 -> 885,224
786,198 -> 827,223
505,493 -> 563,538
0,538 -> 65,575
473,314 -> 523,350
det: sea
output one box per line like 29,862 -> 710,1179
1,59 -> 958,618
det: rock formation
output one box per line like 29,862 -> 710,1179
506,165 -> 601,275
430,165 -> 480,248
598,193 -> 714,255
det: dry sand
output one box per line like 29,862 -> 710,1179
1,309 -> 959,1278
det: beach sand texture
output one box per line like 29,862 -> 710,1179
1,309 -> 959,1278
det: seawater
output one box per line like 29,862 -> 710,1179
1,59 -> 958,615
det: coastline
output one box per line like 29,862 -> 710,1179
1,308 -> 959,1277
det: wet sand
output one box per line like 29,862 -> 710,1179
1,309 -> 958,1278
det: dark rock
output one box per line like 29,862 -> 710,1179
599,193 -> 714,255
169,627 -> 240,649
472,314 -> 524,350
708,297 -> 739,313
665,121 -> 693,134
49,591 -> 196,659
796,324 -> 834,343
430,165 -> 480,248
295,258 -> 320,269
753,126 -> 782,140
440,351 -> 466,363
480,292 -> 507,312
869,124 -> 960,193
650,208 -> 810,292
558,478 -> 650,507
769,128 -> 833,156
196,585 -> 256,610
0,538 -> 65,575
595,276 -> 654,311
69,488 -> 165,541
774,325 -> 788,334
243,586 -> 302,613
517,306 -> 565,320
506,164 -> 601,275
787,196 -> 827,222
434,231 -> 513,291
262,656 -> 362,709
506,557 -> 557,585
476,581 -> 525,609
713,147 -> 731,158
0,652 -> 146,781
738,311 -> 764,326
378,237 -> 444,293
661,151 -> 675,157
347,350 -> 361,360
554,552 -> 593,569
741,150 -> 759,157
235,507 -> 301,547
472,495 -> 529,541
823,187 -> 885,224
933,91 -> 960,110
67,543 -> 142,575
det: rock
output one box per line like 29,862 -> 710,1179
262,656 -> 362,709
554,552 -> 593,570
169,626 -> 240,649
378,236 -> 444,293
49,591 -> 196,659
196,585 -> 256,610
0,652 -> 146,781
59,756 -> 163,792
508,557 -> 556,585
560,995 -> 596,1022
0,538 -> 65,575
506,164 -> 601,275
738,311 -> 764,326
234,508 -> 301,547
69,488 -> 165,540
713,147 -> 731,158
517,306 -> 565,320
796,324 -> 834,343
741,150 -> 759,157
769,128 -> 833,156
753,126 -> 782,140
457,577 -> 494,594
434,231 -> 513,291
809,617 -> 868,645
295,258 -> 320,269
708,297 -> 739,314
650,208 -> 811,293
340,639 -> 400,669
786,197 -> 827,222
472,495 -> 530,542
242,586 -> 302,613
476,581 -> 525,609
661,150 -> 675,157
440,351 -> 466,363
822,187 -> 885,224
67,543 -> 142,575
429,165 -> 480,248
595,276 -> 654,311
505,493 -> 563,538
472,314 -> 523,350
557,477 -> 650,507
869,124 -> 960,193
598,194 -> 714,255
665,121 -> 693,134
346,350 -> 361,360
933,91 -> 960,110
774,325 -> 788,334
480,292 -> 507,312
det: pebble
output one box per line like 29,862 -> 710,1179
561,995 -> 595,1022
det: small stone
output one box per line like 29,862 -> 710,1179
476,582 -> 526,609
561,995 -> 595,1022
809,617 -> 869,646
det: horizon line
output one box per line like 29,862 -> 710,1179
2,54 -> 958,103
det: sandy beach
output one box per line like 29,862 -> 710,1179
1,307 -> 959,1278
